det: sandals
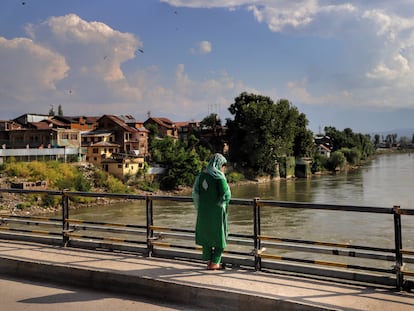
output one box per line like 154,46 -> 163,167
207,262 -> 221,270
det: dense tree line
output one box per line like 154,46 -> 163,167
147,92 -> 375,190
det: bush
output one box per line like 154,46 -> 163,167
226,171 -> 245,183
325,151 -> 346,171
42,194 -> 59,207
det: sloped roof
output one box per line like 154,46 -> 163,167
98,115 -> 138,133
145,117 -> 175,129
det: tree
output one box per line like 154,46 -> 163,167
226,92 -> 309,176
292,113 -> 314,157
58,105 -> 63,116
200,113 -> 224,153
324,126 -> 375,159
149,137 -> 210,190
48,105 -> 55,116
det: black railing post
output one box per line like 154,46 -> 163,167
146,194 -> 154,257
393,205 -> 403,291
253,197 -> 262,271
62,191 -> 69,246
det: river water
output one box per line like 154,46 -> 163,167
67,153 -> 414,255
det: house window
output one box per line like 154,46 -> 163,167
118,164 -> 122,168
92,148 -> 98,154
70,134 -> 78,140
62,133 -> 69,139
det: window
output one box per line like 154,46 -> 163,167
92,148 -> 98,154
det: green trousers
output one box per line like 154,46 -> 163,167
202,246 -> 224,264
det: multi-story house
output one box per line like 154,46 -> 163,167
175,121 -> 200,141
97,115 -> 149,156
82,130 -> 120,166
144,117 -> 178,139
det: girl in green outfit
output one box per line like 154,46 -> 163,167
192,153 -> 231,270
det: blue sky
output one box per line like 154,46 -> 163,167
1,0 -> 414,135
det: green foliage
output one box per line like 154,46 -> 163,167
226,92 -> 313,177
42,194 -> 59,207
311,152 -> 326,173
106,175 -> 131,193
226,171 -> 245,183
4,162 -> 31,177
339,147 -> 362,165
139,180 -> 159,192
324,127 -> 375,159
94,170 -> 107,188
325,151 -> 346,172
200,113 -> 225,153
149,136 -> 209,190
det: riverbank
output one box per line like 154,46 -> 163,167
0,157 -> 369,217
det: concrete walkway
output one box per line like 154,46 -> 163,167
0,240 -> 413,311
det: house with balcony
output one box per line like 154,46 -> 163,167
82,130 -> 120,166
97,115 -> 149,157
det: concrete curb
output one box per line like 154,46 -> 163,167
0,257 -> 336,311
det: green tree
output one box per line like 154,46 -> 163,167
324,126 -> 374,159
292,113 -> 314,157
149,137 -> 208,190
57,105 -> 63,116
226,92 -> 307,176
48,105 -> 55,116
200,113 -> 224,153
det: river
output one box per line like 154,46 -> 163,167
67,153 -> 414,254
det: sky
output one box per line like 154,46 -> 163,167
1,0 -> 414,135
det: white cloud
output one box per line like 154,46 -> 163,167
190,40 -> 212,55
161,1 -> 414,112
0,36 -> 68,104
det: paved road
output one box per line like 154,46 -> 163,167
0,275 -> 206,311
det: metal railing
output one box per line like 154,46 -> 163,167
0,188 -> 413,291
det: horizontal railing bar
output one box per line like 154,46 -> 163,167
1,215 -> 62,222
150,225 -> 194,233
151,241 -> 251,257
259,253 -> 394,274
259,235 -> 394,254
153,231 -> 253,247
0,227 -> 61,236
66,233 -> 143,244
67,218 -> 145,229
69,225 -> 146,235
261,241 -> 396,262
1,219 -> 61,227
258,200 -> 394,214
401,249 -> 414,256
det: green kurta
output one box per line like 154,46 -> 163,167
193,171 -> 231,248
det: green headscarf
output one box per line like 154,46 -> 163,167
207,153 -> 227,180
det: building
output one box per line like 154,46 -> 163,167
97,115 -> 149,156
144,117 -> 178,139
101,153 -> 145,180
